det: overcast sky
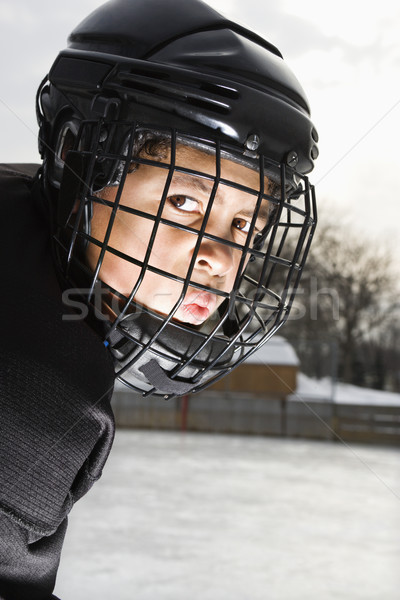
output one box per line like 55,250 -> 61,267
1,0 -> 399,251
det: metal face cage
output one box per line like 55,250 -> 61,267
56,120 -> 317,398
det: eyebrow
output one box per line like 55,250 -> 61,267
240,205 -> 271,225
171,173 -> 214,195
171,173 -> 272,223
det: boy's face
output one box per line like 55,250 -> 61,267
86,144 -> 272,325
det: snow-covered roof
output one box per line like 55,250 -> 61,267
293,373 -> 400,406
245,336 -> 299,367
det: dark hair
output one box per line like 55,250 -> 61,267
128,131 -> 171,173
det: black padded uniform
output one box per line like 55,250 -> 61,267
0,165 -> 115,599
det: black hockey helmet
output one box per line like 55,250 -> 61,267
37,0 -> 318,398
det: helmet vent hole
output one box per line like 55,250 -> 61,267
118,69 -> 237,114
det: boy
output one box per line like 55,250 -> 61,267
0,0 -> 318,597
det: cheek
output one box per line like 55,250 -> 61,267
87,242 -> 143,296
132,227 -> 194,308
147,223 -> 193,271
87,207 -> 154,293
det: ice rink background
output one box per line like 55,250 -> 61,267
55,430 -> 399,600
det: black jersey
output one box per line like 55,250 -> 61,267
0,165 -> 115,599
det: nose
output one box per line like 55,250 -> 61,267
194,230 -> 236,279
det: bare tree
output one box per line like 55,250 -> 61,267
282,213 -> 399,387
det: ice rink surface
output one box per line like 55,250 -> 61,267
55,430 -> 400,600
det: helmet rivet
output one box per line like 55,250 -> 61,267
286,151 -> 298,168
245,134 -> 260,152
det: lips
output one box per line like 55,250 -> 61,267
180,290 -> 218,324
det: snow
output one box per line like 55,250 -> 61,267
295,373 -> 400,407
54,335 -> 400,598
246,336 -> 300,366
55,430 -> 400,600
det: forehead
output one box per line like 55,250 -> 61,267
135,141 -> 270,194
171,144 -> 267,193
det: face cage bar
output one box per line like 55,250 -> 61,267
55,121 -> 317,398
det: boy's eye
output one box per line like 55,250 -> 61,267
233,217 -> 251,233
168,195 -> 199,213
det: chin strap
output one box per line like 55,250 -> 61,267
139,359 -> 195,397
104,322 -> 196,397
